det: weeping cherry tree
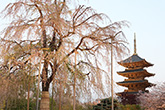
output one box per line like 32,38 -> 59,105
0,0 -> 129,109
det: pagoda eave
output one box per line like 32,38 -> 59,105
118,60 -> 153,68
116,80 -> 148,87
147,82 -> 156,87
118,54 -> 153,68
117,69 -> 155,78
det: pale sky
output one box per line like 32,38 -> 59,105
0,0 -> 165,93
84,0 -> 165,92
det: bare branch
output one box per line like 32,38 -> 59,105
75,13 -> 102,28
78,44 -> 99,51
60,0 -> 66,13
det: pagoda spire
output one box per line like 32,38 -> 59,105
134,33 -> 137,55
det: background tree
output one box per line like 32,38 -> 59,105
119,92 -> 139,105
0,41 -> 38,109
138,82 -> 165,110
92,97 -> 143,110
0,0 -> 129,109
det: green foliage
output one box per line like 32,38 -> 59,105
49,99 -> 93,110
50,97 -> 57,110
93,97 -> 118,110
5,98 -> 36,110
76,104 -> 93,110
84,104 -> 93,110
49,96 -> 93,110
118,104 -> 144,110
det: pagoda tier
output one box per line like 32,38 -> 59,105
117,68 -> 155,78
117,80 -> 154,89
116,79 -> 155,96
118,54 -> 153,69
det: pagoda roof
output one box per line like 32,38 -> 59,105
117,68 -> 155,77
118,54 -> 153,68
121,54 -> 143,63
118,68 -> 144,73
116,80 -> 148,87
117,80 -> 155,88
117,80 -> 146,84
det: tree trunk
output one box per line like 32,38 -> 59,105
59,80 -> 62,110
27,81 -> 30,110
51,81 -> 54,110
40,91 -> 50,110
40,53 -> 50,110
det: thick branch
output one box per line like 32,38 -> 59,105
67,36 -> 86,57
59,0 -> 66,14
56,36 -> 86,70
42,30 -> 47,48
57,36 -> 62,51
34,3 -> 43,21
63,32 -> 75,38
49,31 -> 56,51
48,60 -> 58,83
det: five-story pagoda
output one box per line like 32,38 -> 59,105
116,34 -> 155,98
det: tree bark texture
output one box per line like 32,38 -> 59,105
40,91 -> 50,110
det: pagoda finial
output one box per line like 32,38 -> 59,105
134,33 -> 137,55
